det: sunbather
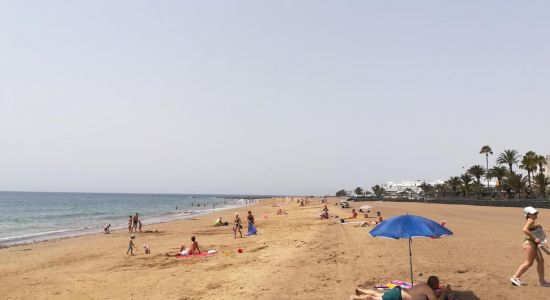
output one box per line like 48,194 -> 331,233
165,236 -> 201,257
350,276 -> 451,300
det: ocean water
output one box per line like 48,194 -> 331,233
0,191 -> 257,247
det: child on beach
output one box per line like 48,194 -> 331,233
138,220 -> 143,232
127,235 -> 137,256
104,224 -> 111,234
143,244 -> 150,254
128,216 -> 132,232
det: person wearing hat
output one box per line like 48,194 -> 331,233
511,207 -> 550,287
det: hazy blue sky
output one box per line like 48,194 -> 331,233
1,1 -> 549,195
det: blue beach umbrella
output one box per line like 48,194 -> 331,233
369,215 -> 453,284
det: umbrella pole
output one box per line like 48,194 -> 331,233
409,238 -> 413,285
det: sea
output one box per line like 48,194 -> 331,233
0,191 -> 262,247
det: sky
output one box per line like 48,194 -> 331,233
1,1 -> 549,195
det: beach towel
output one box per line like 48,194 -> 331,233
339,221 -> 363,225
176,252 -> 215,259
375,280 -> 413,290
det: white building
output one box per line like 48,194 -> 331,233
545,155 -> 550,178
382,180 -> 444,195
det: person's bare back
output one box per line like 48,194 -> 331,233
403,281 -> 451,300
401,283 -> 436,300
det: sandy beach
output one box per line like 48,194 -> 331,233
1,198 -> 549,299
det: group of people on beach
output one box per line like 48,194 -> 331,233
348,205 -> 550,299
128,213 -> 142,233
232,211 -> 257,238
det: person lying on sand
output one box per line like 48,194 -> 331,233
358,212 -> 384,227
350,276 -> 451,300
166,236 -> 201,257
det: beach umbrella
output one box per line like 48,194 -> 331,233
369,214 -> 452,284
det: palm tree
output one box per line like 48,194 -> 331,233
460,173 -> 474,198
480,145 -> 493,188
434,183 -> 448,197
371,185 -> 385,198
354,187 -> 364,197
468,165 -> 486,198
502,173 -> 527,198
488,166 -> 508,189
467,165 -> 486,185
520,151 -> 538,191
533,173 -> 549,200
536,155 -> 547,175
419,182 -> 433,197
445,176 -> 462,196
496,149 -> 520,174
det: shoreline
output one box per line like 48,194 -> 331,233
0,201 -> 254,249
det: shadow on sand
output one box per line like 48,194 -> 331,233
452,290 -> 480,300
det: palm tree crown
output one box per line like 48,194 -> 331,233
520,151 -> 539,189
460,173 -> 474,197
496,149 -> 520,173
488,166 -> 508,187
467,165 -> 486,185
480,145 -> 493,156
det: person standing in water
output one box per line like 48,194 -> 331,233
511,206 -> 550,287
132,213 -> 139,232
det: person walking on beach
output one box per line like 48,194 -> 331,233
233,213 -> 243,238
511,207 -> 550,287
128,215 -> 133,233
132,213 -> 139,232
127,235 -> 137,256
138,220 -> 143,232
247,210 -> 257,235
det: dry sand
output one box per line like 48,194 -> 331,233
1,198 -> 549,299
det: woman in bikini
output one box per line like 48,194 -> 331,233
233,213 -> 243,238
511,206 -> 550,287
